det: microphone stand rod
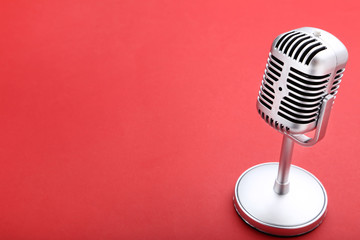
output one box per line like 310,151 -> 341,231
274,134 -> 294,195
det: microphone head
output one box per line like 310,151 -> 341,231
257,27 -> 348,134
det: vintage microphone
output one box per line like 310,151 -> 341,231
233,27 -> 348,236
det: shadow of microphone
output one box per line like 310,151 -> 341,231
233,27 -> 348,237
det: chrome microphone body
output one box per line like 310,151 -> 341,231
234,27 -> 348,237
258,27 -> 347,135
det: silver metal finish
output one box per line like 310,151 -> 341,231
256,27 -> 348,136
287,94 -> 334,146
273,135 -> 294,195
234,163 -> 327,237
234,27 -> 348,236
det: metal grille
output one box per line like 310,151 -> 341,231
258,53 -> 283,110
258,108 -> 289,132
330,68 -> 345,97
275,31 -> 327,65
278,67 -> 330,124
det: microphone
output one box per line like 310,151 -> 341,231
233,27 -> 348,236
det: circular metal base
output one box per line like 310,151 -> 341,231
234,163 -> 327,237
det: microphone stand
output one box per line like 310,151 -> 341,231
274,135 -> 294,195
273,94 -> 335,195
233,94 -> 334,236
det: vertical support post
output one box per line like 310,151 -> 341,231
273,135 -> 294,195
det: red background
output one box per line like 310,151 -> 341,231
0,1 -> 359,239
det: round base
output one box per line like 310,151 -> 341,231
233,163 -> 327,237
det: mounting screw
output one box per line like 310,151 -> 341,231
313,31 -> 321,37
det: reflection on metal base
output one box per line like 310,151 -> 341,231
234,163 -> 327,237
